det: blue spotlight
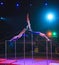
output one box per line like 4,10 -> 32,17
0,17 -> 4,20
0,2 -> 4,5
45,2 -> 48,6
47,13 -> 54,21
16,2 -> 21,7
16,3 -> 19,7
0,17 -> 5,20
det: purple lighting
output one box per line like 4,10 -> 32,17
0,58 -> 59,65
0,2 -> 3,5
16,3 -> 19,6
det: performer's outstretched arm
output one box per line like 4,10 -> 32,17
10,25 -> 28,41
39,32 -> 50,41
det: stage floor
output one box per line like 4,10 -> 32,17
0,58 -> 59,65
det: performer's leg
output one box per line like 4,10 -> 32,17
9,25 -> 28,41
9,35 -> 19,41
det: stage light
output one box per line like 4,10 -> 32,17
45,2 -> 48,6
47,31 -> 52,37
52,32 -> 57,37
0,17 -> 6,20
0,17 -> 4,19
47,13 -> 54,21
16,2 -> 20,7
47,31 -> 57,38
0,2 -> 3,5
16,3 -> 19,7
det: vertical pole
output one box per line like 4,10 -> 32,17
46,40 -> 48,65
50,40 -> 52,60
5,40 -> 7,59
24,33 -> 25,65
31,33 -> 34,63
15,40 -> 16,59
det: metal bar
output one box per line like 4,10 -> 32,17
46,40 -> 49,65
50,40 -> 52,60
15,41 -> 16,59
5,40 -> 7,59
31,33 -> 34,63
24,33 -> 25,65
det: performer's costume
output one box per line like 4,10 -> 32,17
29,31 -> 40,35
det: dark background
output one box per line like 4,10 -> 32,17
0,0 -> 59,42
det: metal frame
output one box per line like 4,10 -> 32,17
46,40 -> 52,65
5,37 -> 52,65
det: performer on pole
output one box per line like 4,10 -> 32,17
10,13 -> 50,41
26,13 -> 50,41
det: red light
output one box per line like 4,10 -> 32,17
47,31 -> 52,37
